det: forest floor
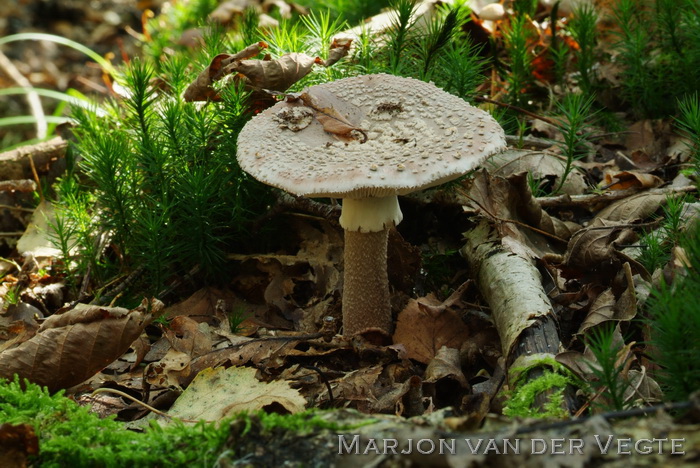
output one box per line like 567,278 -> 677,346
1,0 -> 699,466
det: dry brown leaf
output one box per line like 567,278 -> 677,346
184,41 -> 350,103
164,287 -> 237,319
595,192 -> 667,222
295,88 -> 366,142
236,52 -> 317,91
562,218 -> 637,271
164,316 -> 212,358
424,346 -> 468,388
182,337 -> 301,387
0,299 -> 159,391
486,149 -> 587,195
624,368 -> 663,405
144,348 -> 192,389
0,423 -> 38,468
209,0 -> 253,24
603,170 -> 664,191
393,290 -> 469,365
577,264 -> 637,334
371,375 -> 422,415
463,171 -> 576,258
183,42 -> 268,101
332,365 -> 382,403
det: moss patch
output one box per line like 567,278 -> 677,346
502,356 -> 580,419
0,376 -> 362,466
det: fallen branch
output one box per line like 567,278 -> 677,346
536,185 -> 697,209
461,219 -> 577,414
0,136 -> 68,179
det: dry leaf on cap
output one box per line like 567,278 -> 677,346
290,88 -> 367,142
166,366 -> 306,421
0,299 -> 159,391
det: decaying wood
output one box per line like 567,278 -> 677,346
0,136 -> 68,179
536,185 -> 697,208
0,180 -> 37,192
461,219 -> 577,414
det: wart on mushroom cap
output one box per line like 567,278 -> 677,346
237,74 -> 506,338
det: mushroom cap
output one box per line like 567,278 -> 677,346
236,74 -> 506,199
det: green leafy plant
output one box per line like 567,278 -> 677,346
645,221 -> 700,402
512,0 -> 538,18
228,306 -> 250,334
0,376 -> 354,466
569,4 -> 599,95
502,356 -> 580,419
551,93 -> 597,194
612,0 -> 700,117
0,33 -> 112,149
385,0 -> 419,75
638,194 -> 689,272
584,324 -> 630,412
413,6 -> 460,80
0,376 -> 229,467
51,50 -> 274,299
675,92 -> 700,178
503,15 -> 534,107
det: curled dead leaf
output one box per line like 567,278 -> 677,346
392,286 -> 470,365
602,170 -> 664,191
0,299 -> 160,391
183,41 -> 350,103
595,192 -> 667,223
562,218 -> 637,271
291,88 -> 367,142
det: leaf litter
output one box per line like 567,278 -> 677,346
1,0 -> 700,465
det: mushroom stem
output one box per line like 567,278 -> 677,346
339,195 -> 403,336
342,227 -> 392,336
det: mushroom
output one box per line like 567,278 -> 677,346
237,74 -> 506,338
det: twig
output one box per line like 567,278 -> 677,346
0,180 -> 37,193
0,203 -> 34,213
0,50 -> 47,139
474,96 -> 559,126
90,388 -> 173,419
536,185 -> 697,208
299,364 -> 334,406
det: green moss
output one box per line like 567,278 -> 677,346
502,356 -> 580,419
0,376 -> 366,466
0,376 -> 228,467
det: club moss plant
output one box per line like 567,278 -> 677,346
612,0 -> 700,118
645,220 -> 700,402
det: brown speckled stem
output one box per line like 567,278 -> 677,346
342,228 -> 392,336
